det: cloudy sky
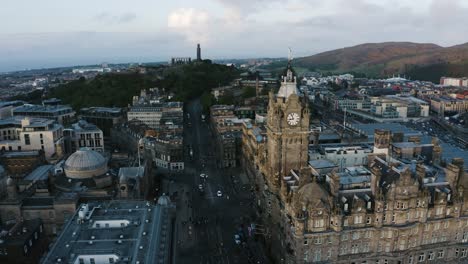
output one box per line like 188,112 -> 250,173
1,0 -> 467,72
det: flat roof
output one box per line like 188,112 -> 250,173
309,159 -> 337,169
351,122 -> 468,169
24,165 -> 53,182
41,200 -> 174,264
13,104 -> 73,114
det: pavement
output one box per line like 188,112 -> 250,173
164,99 -> 268,264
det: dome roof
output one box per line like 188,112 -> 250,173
64,149 -> 107,179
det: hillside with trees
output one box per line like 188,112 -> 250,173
47,62 -> 240,110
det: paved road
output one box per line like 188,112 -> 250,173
173,99 -> 267,264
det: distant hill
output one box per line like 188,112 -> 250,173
293,42 -> 468,82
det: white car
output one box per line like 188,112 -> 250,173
234,234 -> 241,245
198,184 -> 203,190
217,190 -> 223,197
200,173 -> 207,179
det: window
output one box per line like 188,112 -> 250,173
444,221 -> 449,229
438,250 -> 444,258
340,245 -> 347,255
367,217 -> 372,224
304,239 -> 308,245
79,259 -> 84,264
399,240 -> 406,251
344,219 -> 349,226
90,258 -> 96,264
24,134 -> 30,145
109,258 -> 114,263
434,222 -> 440,230
363,243 -> 370,252
29,239 -> 32,246
385,243 -> 391,252
408,255 -> 414,264
23,245 -> 28,254
355,215 -> 363,224
428,252 -> 434,260
351,244 -> 359,254
314,250 -> 321,262
352,232 -> 360,240
314,237 -> 323,245
462,232 -> 468,243
455,249 -> 460,258
342,233 -> 348,241
463,249 -> 468,258
315,219 -> 324,228
419,253 -> 425,262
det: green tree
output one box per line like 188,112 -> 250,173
242,86 -> 256,98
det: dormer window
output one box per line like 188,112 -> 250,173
344,203 -> 349,212
367,201 -> 372,210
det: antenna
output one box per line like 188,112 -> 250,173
288,47 -> 293,62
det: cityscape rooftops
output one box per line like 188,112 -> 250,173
13,104 -> 74,114
40,200 -> 175,264
80,107 -> 123,115
0,100 -> 25,108
0,116 -> 59,130
70,120 -> 102,132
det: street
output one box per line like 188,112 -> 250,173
168,99 -> 268,264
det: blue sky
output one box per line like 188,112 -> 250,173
1,0 -> 467,72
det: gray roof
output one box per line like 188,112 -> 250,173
41,200 -> 175,264
351,122 -> 468,167
24,165 -> 53,182
13,104 -> 73,114
64,149 -> 107,172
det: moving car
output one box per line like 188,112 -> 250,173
217,190 -> 222,197
234,234 -> 241,245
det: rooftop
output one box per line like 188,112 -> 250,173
13,104 -> 73,114
24,165 -> 53,182
41,200 -> 175,264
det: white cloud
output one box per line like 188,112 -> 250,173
167,8 -> 212,43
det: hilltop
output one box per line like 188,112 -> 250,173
292,42 -> 468,82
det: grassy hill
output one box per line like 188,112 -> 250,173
48,62 -> 240,110
293,42 -> 468,80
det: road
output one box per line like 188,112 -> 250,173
172,99 -> 267,264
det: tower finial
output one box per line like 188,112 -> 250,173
288,47 -> 293,62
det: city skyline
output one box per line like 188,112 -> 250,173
1,0 -> 468,72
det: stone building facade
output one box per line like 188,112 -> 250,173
244,60 -> 468,264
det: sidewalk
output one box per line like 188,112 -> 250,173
162,178 -> 195,250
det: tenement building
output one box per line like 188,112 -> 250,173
245,60 -> 468,264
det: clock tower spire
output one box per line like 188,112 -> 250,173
265,54 -> 310,189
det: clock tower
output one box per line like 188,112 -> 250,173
266,58 -> 310,189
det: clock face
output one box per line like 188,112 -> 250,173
287,112 -> 300,126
